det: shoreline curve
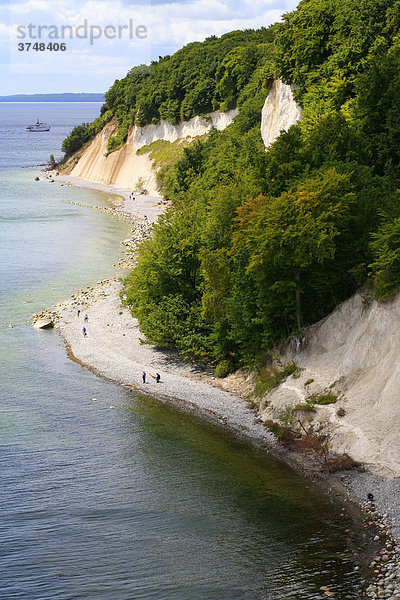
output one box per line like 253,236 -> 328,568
34,171 -> 400,593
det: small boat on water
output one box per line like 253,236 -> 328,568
26,119 -> 50,132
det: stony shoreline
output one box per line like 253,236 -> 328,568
34,173 -> 400,599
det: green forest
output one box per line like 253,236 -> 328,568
61,28 -> 274,155
65,0 -> 400,371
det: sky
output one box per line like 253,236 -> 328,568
0,0 -> 299,95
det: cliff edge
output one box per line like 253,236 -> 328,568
61,78 -> 301,195
62,109 -> 238,195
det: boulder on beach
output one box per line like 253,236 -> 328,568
33,318 -> 54,329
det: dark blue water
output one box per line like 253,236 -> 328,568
0,104 -> 364,599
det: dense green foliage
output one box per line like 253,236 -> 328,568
62,30 -> 275,154
370,216 -> 400,299
61,111 -> 111,157
105,29 -> 274,131
112,0 -> 400,366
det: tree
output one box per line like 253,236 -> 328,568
61,123 -> 91,157
370,214 -> 400,299
233,168 -> 354,328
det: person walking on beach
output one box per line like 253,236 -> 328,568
142,371 -> 146,384
77,309 -> 81,318
156,373 -> 160,383
82,326 -> 87,336
84,314 -> 88,323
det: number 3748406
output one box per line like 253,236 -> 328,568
18,42 -> 67,51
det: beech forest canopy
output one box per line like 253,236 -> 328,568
61,28 -> 274,155
65,0 -> 400,369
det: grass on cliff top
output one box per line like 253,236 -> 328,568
137,136 -> 208,165
136,139 -> 188,164
136,136 -> 207,193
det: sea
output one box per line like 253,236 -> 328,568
0,103 -> 364,599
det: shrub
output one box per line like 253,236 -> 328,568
293,402 -> 316,412
214,359 -> 234,378
278,405 -> 295,426
253,361 -> 301,399
293,391 -> 339,413
263,420 -> 298,445
325,453 -> 360,473
291,432 -> 329,458
310,392 -> 338,405
282,362 -> 301,378
134,177 -> 147,194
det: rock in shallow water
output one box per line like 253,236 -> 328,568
33,318 -> 54,329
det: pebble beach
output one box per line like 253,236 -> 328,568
33,174 -> 400,599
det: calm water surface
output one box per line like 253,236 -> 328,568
0,104 -> 363,599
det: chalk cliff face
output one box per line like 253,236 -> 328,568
261,79 -> 302,149
67,78 -> 301,193
132,110 -> 238,151
260,293 -> 400,478
67,109 -> 238,195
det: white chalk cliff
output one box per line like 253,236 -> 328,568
261,79 -> 302,149
67,109 -> 238,195
258,293 -> 400,479
132,110 -> 238,151
67,79 -> 301,193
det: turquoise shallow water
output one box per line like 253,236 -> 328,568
0,104 -> 364,599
